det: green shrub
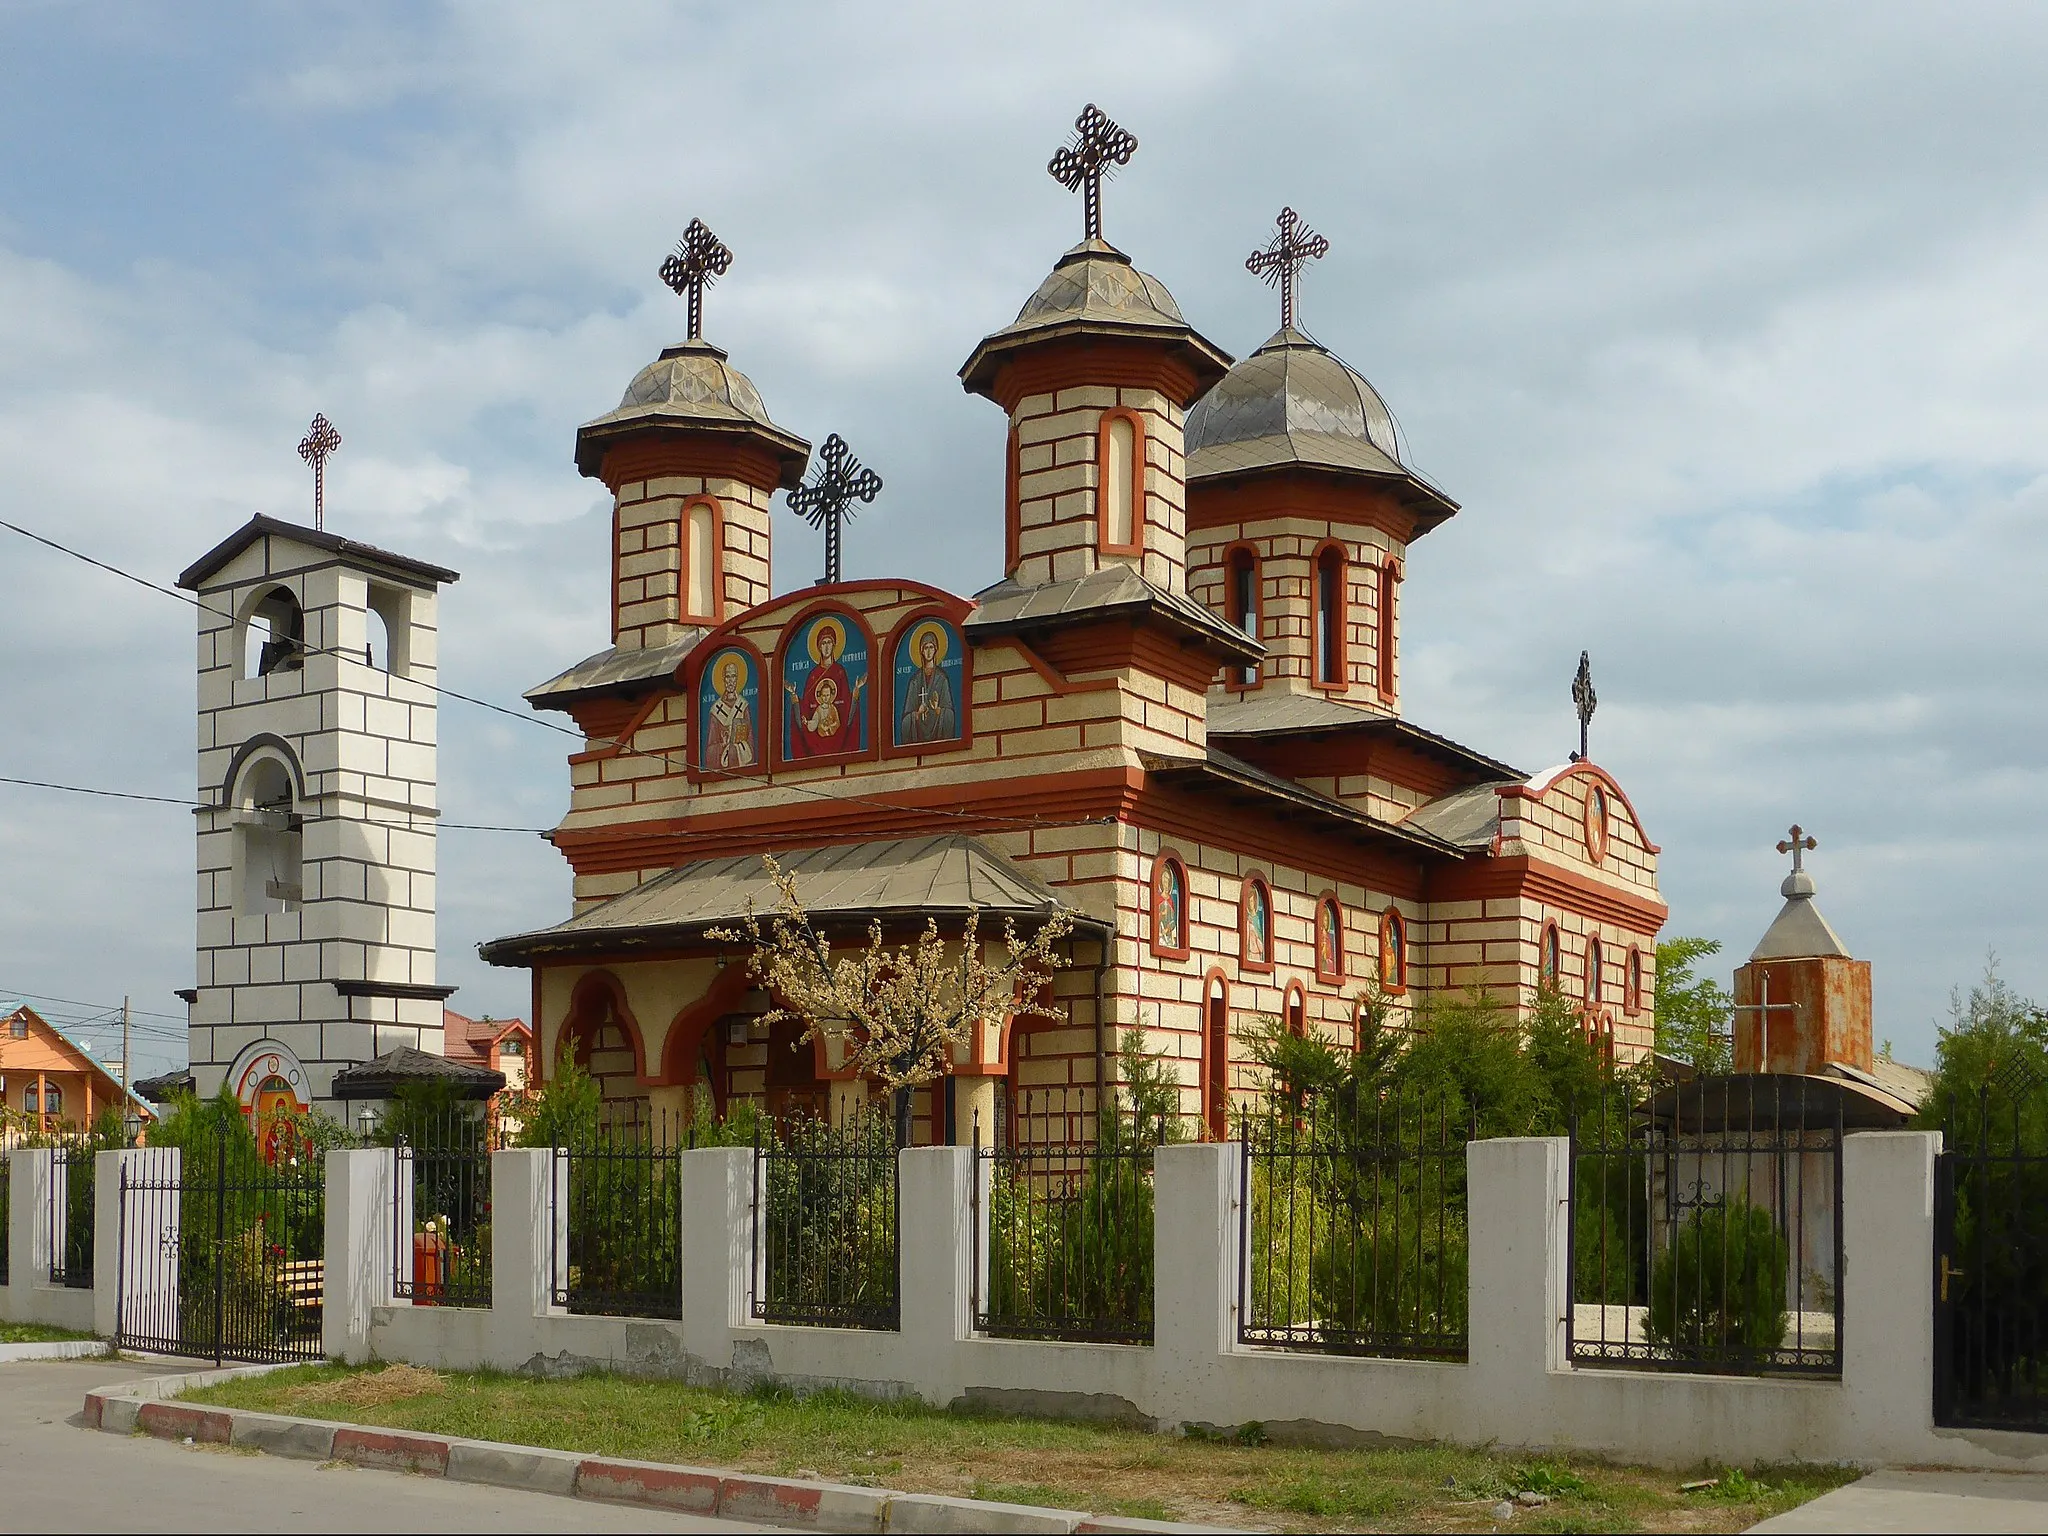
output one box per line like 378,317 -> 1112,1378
1646,1200 -> 1789,1359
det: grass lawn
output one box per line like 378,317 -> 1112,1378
0,1321 -> 99,1344
184,1364 -> 1857,1533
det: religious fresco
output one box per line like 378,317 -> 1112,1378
1154,859 -> 1186,953
698,646 -> 761,772
890,616 -> 965,749
781,610 -> 870,760
1243,880 -> 1271,968
1316,898 -> 1343,978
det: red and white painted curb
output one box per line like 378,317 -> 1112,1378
84,1381 -> 1232,1534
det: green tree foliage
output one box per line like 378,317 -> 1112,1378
1654,937 -> 1733,1075
1915,955 -> 2048,1153
1646,1200 -> 1790,1359
511,1060 -> 602,1149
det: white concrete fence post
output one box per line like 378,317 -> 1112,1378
681,1146 -> 752,1368
94,1149 -> 173,1341
897,1145 -> 974,1389
1,1150 -> 45,1322
1466,1136 -> 1570,1444
491,1147 -> 562,1323
325,1147 -> 397,1363
1154,1141 -> 1241,1424
1840,1129 -> 1941,1460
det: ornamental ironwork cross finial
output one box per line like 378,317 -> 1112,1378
1048,104 -> 1138,243
787,433 -> 882,585
297,413 -> 341,532
1246,208 -> 1330,331
658,218 -> 734,341
1570,651 -> 1597,763
1776,825 -> 1818,875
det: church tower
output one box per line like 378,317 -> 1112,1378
1732,827 -> 1874,1075
1185,210 -> 1458,713
178,510 -> 459,1115
574,219 -> 810,657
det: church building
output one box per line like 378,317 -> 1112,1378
480,107 -> 1669,1139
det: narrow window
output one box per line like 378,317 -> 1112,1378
9,1011 -> 27,1039
245,587 -> 305,678
684,499 -> 718,620
1315,896 -> 1344,983
366,584 -> 411,676
235,756 -> 303,916
1151,853 -> 1189,957
1228,548 -> 1259,685
1625,947 -> 1644,1015
1541,923 -> 1562,985
1284,983 -> 1307,1038
1100,413 -> 1138,552
1379,909 -> 1408,991
1588,938 -> 1605,1007
1376,560 -> 1399,700
1204,976 -> 1229,1141
1315,546 -> 1346,685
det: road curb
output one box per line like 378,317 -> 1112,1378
0,1338 -> 109,1363
85,1371 -> 1238,1532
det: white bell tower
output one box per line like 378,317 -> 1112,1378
178,514 -> 460,1116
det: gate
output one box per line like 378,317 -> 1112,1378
116,1136 -> 327,1364
1934,1108 -> 2048,1430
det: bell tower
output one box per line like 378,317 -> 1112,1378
575,219 -> 810,653
179,511 -> 459,1115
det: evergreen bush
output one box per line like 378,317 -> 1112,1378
1645,1200 -> 1789,1359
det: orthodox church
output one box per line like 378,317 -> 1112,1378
479,107 -> 1669,1140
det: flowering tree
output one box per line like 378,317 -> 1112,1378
711,856 -> 1077,1142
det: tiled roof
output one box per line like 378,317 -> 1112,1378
966,565 -> 1262,662
177,514 -> 460,592
524,633 -> 704,710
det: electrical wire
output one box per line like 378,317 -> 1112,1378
0,773 -> 550,833
0,516 -> 1114,833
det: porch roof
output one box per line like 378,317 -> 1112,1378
478,834 -> 1105,967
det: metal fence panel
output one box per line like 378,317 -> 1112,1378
0,1152 -> 9,1287
552,1121 -> 682,1321
1568,1076 -> 1843,1378
1239,1091 -> 1471,1361
974,1088 -> 1157,1345
752,1110 -> 898,1331
391,1108 -> 498,1310
48,1139 -> 94,1290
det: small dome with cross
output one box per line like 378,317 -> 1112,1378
575,339 -> 810,486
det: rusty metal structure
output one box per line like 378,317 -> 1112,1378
1571,649 -> 1597,762
1246,207 -> 1330,332
788,432 -> 882,585
1048,103 -> 1137,243
296,413 -> 341,532
659,217 -> 734,342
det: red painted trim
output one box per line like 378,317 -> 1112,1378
1540,921 -> 1563,989
1223,542 -> 1262,690
654,962 -> 754,1087
877,608 -> 975,762
1624,944 -> 1645,1016
1202,968 -> 1230,1142
1377,907 -> 1409,994
1238,874 -> 1274,974
771,600 -> 880,771
678,494 -> 726,626
1096,408 -> 1147,557
1283,979 -> 1307,1037
1584,781 -> 1611,865
1499,761 -> 1661,855
1376,558 -> 1400,704
1311,539 -> 1349,690
610,502 -> 623,644
1424,853 -> 1670,931
530,969 -> 544,1086
1004,423 -> 1021,576
1149,849 -> 1192,961
685,635 -> 771,784
684,578 -> 973,668
558,969 -> 649,1082
1586,935 -> 1605,1008
1313,890 -> 1345,985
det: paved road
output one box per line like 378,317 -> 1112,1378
1749,1469 -> 2048,1533
0,1356 -> 764,1533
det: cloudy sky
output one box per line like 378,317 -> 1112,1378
2,2 -> 2043,1079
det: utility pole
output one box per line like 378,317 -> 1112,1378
120,995 -> 131,1095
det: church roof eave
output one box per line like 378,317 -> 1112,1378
523,634 -> 703,713
1206,693 -> 1523,782
1140,747 -> 1465,860
1186,447 -> 1460,535
177,513 -> 461,593
966,566 -> 1263,665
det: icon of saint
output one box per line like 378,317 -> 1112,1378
785,619 -> 864,756
897,626 -> 958,745
705,656 -> 756,770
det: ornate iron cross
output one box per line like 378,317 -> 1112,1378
658,217 -> 733,341
1048,104 -> 1138,243
297,413 -> 341,531
1246,208 -> 1330,331
788,433 -> 882,585
1570,651 -> 1597,763
1776,825 -> 1817,874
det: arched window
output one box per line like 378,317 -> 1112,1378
1240,876 -> 1273,972
365,584 -> 411,675
37,1083 -> 61,1116
1587,937 -> 1605,1007
1203,973 -> 1230,1141
1541,922 -> 1562,986
1227,546 -> 1260,686
1098,411 -> 1143,555
1150,852 -> 1190,959
1625,947 -> 1645,1016
1004,423 -> 1022,572
1376,559 -> 1400,702
1314,544 -> 1347,686
1584,783 -> 1610,864
1378,909 -> 1408,993
245,586 -> 305,678
1314,895 -> 1344,984
682,497 -> 720,622
233,755 -> 302,916
1284,981 -> 1307,1038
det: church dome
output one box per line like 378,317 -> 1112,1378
1187,327 -> 1404,474
959,240 -> 1230,402
575,339 -> 810,485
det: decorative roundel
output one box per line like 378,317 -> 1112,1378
1584,784 -> 1610,865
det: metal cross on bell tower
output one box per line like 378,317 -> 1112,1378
1246,207 -> 1330,332
658,217 -> 734,342
1569,650 -> 1597,763
297,413 -> 341,532
788,433 -> 882,585
1776,825 -> 1818,874
1048,104 -> 1138,243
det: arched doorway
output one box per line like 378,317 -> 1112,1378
559,974 -> 649,1133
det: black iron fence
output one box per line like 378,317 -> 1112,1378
1935,1085 -> 2048,1429
0,1151 -> 10,1286
1239,1090 -> 1472,1360
1568,1076 -> 1842,1377
48,1138 -> 95,1289
116,1131 -> 328,1364
752,1108 -> 898,1330
552,1114 -> 682,1320
391,1107 -> 500,1310
974,1088 -> 1161,1344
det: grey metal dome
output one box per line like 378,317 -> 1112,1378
575,339 -> 809,485
1187,327 -> 1402,473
